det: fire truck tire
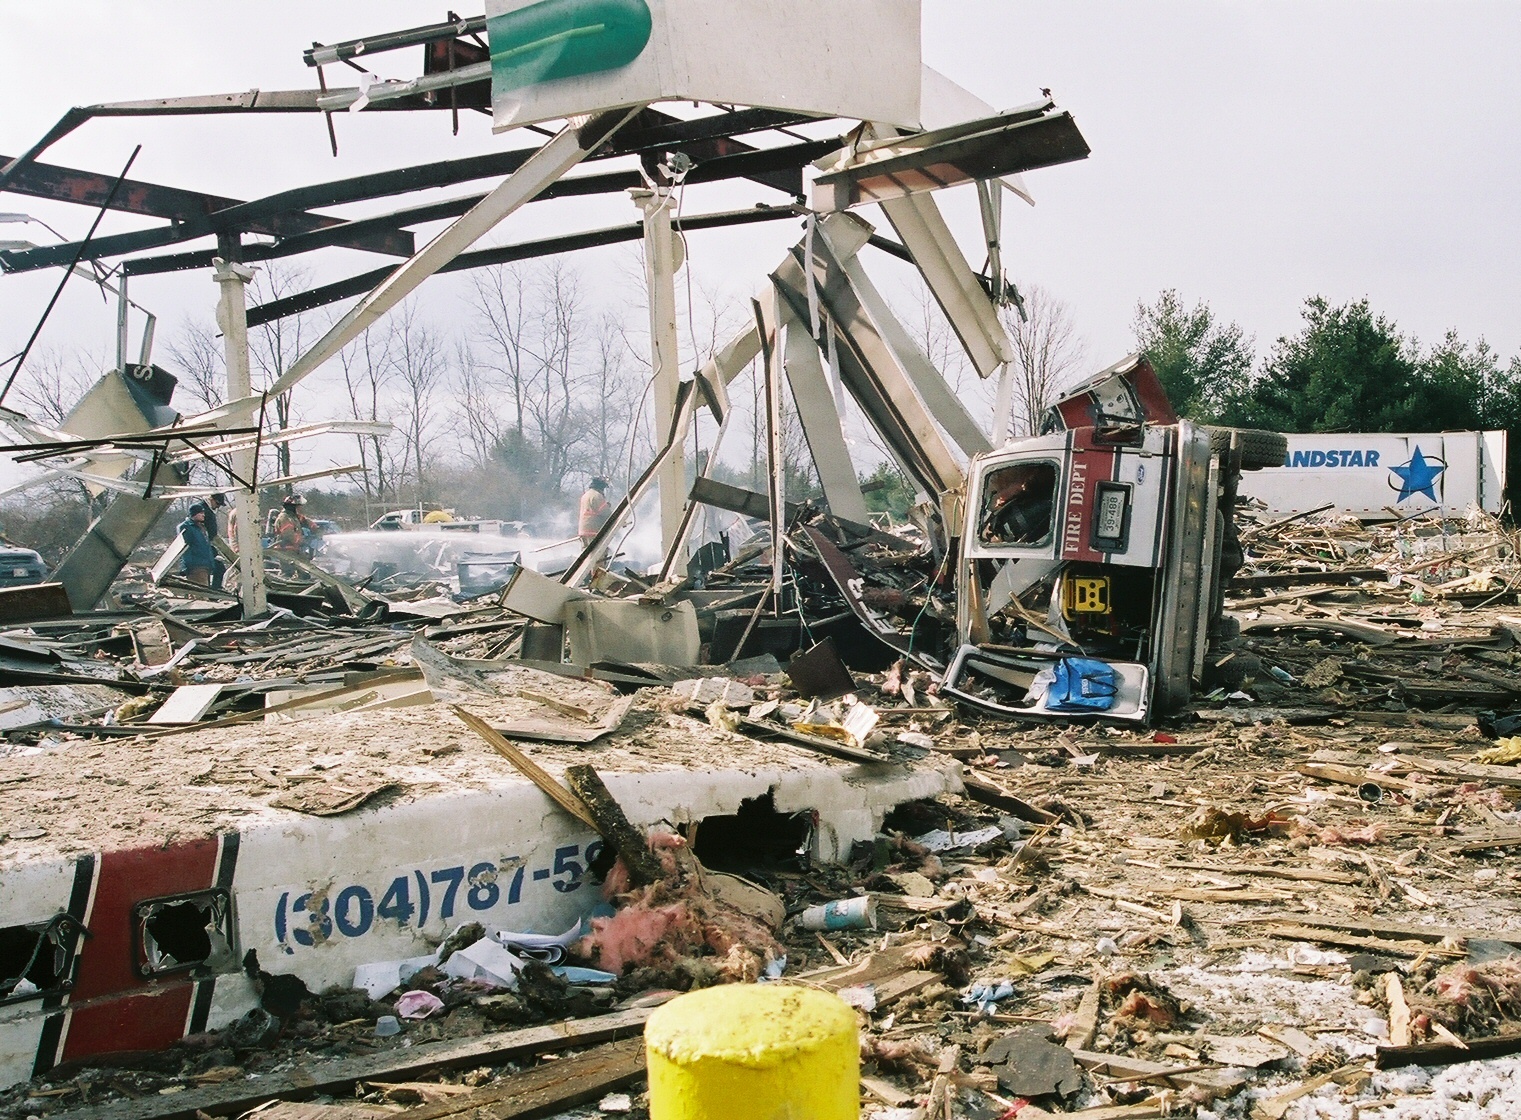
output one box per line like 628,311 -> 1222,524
1206,650 -> 1261,690
1204,426 -> 1288,470
1212,613 -> 1242,642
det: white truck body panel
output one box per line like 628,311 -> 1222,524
1236,431 -> 1507,520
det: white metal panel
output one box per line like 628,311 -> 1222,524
0,860 -> 82,1088
782,317 -> 870,523
230,786 -> 602,992
1107,446 -> 1166,569
1443,432 -> 1479,517
1236,432 -> 1504,520
1482,430 -> 1508,513
835,244 -> 992,459
488,0 -> 922,130
879,192 -> 1014,378
918,66 -> 1033,204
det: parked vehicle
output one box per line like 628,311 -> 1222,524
942,356 -> 1286,722
370,509 -> 527,535
0,547 -> 48,588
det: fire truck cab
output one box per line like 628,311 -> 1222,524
943,356 -> 1285,722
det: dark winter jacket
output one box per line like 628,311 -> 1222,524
178,518 -> 216,573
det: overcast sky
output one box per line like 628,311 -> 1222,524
2,1 -> 1518,422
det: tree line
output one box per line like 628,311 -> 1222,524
1134,290 -> 1521,438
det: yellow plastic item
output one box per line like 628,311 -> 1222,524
1475,735 -> 1521,765
646,983 -> 859,1120
1063,575 -> 1110,618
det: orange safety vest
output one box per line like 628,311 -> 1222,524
578,488 -> 610,538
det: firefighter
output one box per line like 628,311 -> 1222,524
272,494 -> 318,560
981,463 -> 1056,545
578,477 -> 611,547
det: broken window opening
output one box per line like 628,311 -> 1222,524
688,791 -> 813,874
0,913 -> 87,1004
134,889 -> 234,978
979,461 -> 1058,547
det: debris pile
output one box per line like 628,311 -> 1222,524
3,509 -> 1521,1119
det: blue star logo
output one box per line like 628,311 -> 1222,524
1389,445 -> 1446,502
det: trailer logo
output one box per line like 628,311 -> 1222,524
1389,445 -> 1446,502
1283,449 -> 1381,468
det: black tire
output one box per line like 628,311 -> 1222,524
1205,651 -> 1260,691
1204,426 -> 1288,471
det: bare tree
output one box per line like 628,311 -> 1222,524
391,301 -> 447,509
520,259 -> 587,492
453,339 -> 506,469
335,323 -> 399,504
1001,285 -> 1086,437
587,313 -> 635,481
164,318 -> 225,412
248,264 -> 315,485
468,261 -> 533,442
911,289 -> 977,399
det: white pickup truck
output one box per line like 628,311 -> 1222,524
371,509 -> 525,535
942,356 -> 1287,722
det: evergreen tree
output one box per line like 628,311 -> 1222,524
1131,290 -> 1254,421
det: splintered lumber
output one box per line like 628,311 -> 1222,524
962,773 -> 1059,825
1386,973 -> 1411,1046
1166,861 -> 1361,885
53,1008 -> 655,1120
861,1076 -> 917,1107
451,705 -> 601,833
564,763 -> 667,888
1247,911 -> 1521,947
1065,976 -> 1102,1051
1254,922 -> 1462,959
1071,1050 -> 1245,1096
1228,568 -> 1385,590
1252,1065 -> 1363,1119
1376,1028 -> 1521,1070
1017,1101 -> 1168,1120
393,1036 -> 646,1119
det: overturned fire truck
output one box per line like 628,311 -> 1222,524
944,356 -> 1287,721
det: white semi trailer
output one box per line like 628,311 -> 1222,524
1235,431 -> 1507,520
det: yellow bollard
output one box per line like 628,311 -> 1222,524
645,983 -> 859,1119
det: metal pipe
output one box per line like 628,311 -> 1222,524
303,16 -> 487,68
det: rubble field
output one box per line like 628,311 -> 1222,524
4,511 -> 1521,1120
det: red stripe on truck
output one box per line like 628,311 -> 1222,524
1061,433 -> 1119,563
59,838 -> 220,1062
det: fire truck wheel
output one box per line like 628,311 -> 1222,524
1204,426 -> 1288,470
1206,650 -> 1261,690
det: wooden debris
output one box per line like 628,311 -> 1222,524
1065,976 -> 1102,1052
1385,972 -> 1411,1046
389,1037 -> 646,1119
50,1008 -> 656,1120
563,763 -> 668,887
1376,1028 -> 1521,1069
450,705 -> 601,834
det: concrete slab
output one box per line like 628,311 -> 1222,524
0,690 -> 960,1086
